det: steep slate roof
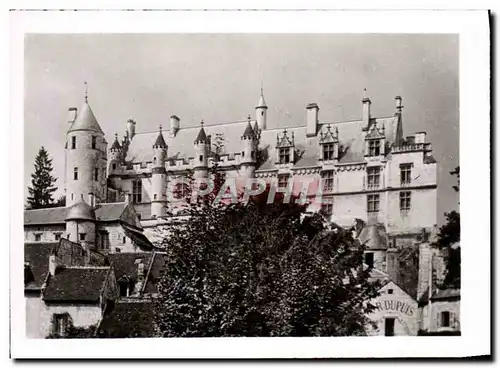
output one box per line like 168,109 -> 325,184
194,126 -> 208,143
97,300 -> 156,338
110,136 -> 122,150
24,203 -> 137,226
242,122 -> 255,138
124,115 -> 399,170
43,267 -> 110,302
143,252 -> 168,294
108,252 -> 153,282
153,131 -> 167,148
68,101 -> 104,134
419,288 -> 461,304
24,242 -> 57,290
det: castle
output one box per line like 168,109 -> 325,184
24,87 -> 459,338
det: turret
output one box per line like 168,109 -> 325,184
239,115 -> 257,178
65,84 -> 107,207
151,126 -> 167,218
65,196 -> 96,246
193,120 -> 209,179
255,87 -> 267,130
108,134 -> 122,172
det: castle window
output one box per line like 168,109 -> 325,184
112,163 -> 117,170
79,233 -> 86,241
384,317 -> 395,336
54,233 -> 61,241
367,194 -> 380,213
123,236 -> 126,244
364,252 -> 374,268
73,167 -> 78,180
321,170 -> 334,193
71,136 -> 76,150
115,248 -> 121,253
278,174 -> 290,189
153,157 -> 157,164
367,167 -> 381,189
137,214 -> 141,221
323,143 -> 335,161
251,150 -> 255,159
388,288 -> 394,295
241,151 -> 245,157
199,155 -> 203,162
400,163 -> 412,185
94,168 -> 99,181
132,179 -> 142,203
279,148 -> 290,164
368,140 -> 380,156
153,194 -> 157,200
321,200 -> 333,216
34,233 -> 41,242
91,136 -> 97,149
400,191 -> 411,211
100,231 -> 110,250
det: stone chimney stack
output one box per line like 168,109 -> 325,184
170,115 -> 180,138
395,95 -> 403,112
68,107 -> 78,124
88,192 -> 95,208
48,254 -> 57,276
306,103 -> 319,137
362,90 -> 371,128
125,192 -> 131,204
127,119 -> 136,140
386,248 -> 399,284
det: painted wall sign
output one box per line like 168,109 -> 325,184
374,300 -> 415,317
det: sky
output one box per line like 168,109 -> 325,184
24,34 -> 459,224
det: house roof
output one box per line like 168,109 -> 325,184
419,287 -> 461,304
43,267 -> 110,302
110,136 -> 122,150
66,200 -> 96,221
123,113 -> 400,171
24,242 -> 57,290
153,131 -> 167,148
242,122 -> 255,138
97,300 -> 156,338
194,126 -> 208,144
68,101 -> 104,134
143,252 -> 168,294
108,252 -> 153,283
24,202 -> 135,226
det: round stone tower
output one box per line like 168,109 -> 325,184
65,197 -> 96,246
65,91 -> 107,207
193,120 -> 209,179
255,88 -> 267,130
151,126 -> 168,218
239,115 -> 257,179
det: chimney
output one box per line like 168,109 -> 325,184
170,115 -> 180,137
127,119 -> 136,140
306,103 -> 319,137
68,107 -> 78,124
81,241 -> 91,265
386,248 -> 399,283
362,90 -> 371,128
88,192 -> 95,208
49,254 -> 57,276
132,260 -> 145,296
395,96 -> 403,112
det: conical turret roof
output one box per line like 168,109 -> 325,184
194,123 -> 208,144
256,90 -> 267,109
153,130 -> 167,148
65,198 -> 96,222
110,135 -> 122,150
242,122 -> 255,138
68,102 -> 104,134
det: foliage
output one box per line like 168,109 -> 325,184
27,146 -> 58,209
46,313 -> 97,339
153,189 -> 380,337
435,166 -> 460,289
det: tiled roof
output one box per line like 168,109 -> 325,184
110,136 -> 122,150
153,131 -> 167,148
108,252 -> 152,282
144,252 -> 168,294
43,267 -> 110,302
97,300 -> 156,338
24,242 -> 57,290
419,287 -> 461,304
68,101 -> 104,134
242,122 -> 255,138
194,126 -> 208,144
24,203 -> 132,225
123,224 -> 155,250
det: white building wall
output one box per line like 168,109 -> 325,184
25,225 -> 66,243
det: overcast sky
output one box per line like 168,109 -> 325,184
24,34 -> 459,224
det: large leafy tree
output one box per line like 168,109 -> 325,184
27,146 -> 58,209
153,188 -> 380,337
435,166 -> 460,289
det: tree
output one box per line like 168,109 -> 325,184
435,166 -> 460,289
27,146 -> 58,209
153,189 -> 381,337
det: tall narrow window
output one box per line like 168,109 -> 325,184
400,191 -> 411,211
441,311 -> 451,327
112,163 -> 117,170
34,234 -> 41,242
367,167 -> 381,189
321,170 -> 334,192
368,140 -> 380,156
132,179 -> 142,203
54,233 -> 61,241
79,233 -> 86,241
400,164 -> 412,185
91,136 -> 97,149
100,231 -> 110,250
73,167 -> 78,180
94,168 -> 99,181
278,174 -> 290,188
321,200 -> 333,216
71,136 -> 76,150
52,314 -> 69,337
279,148 -> 290,164
364,252 -> 374,268
367,194 -> 380,213
323,143 -> 335,161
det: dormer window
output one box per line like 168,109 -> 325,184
323,143 -> 335,161
279,148 -> 290,164
368,140 -> 381,156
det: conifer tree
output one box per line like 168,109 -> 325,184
27,146 -> 58,209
